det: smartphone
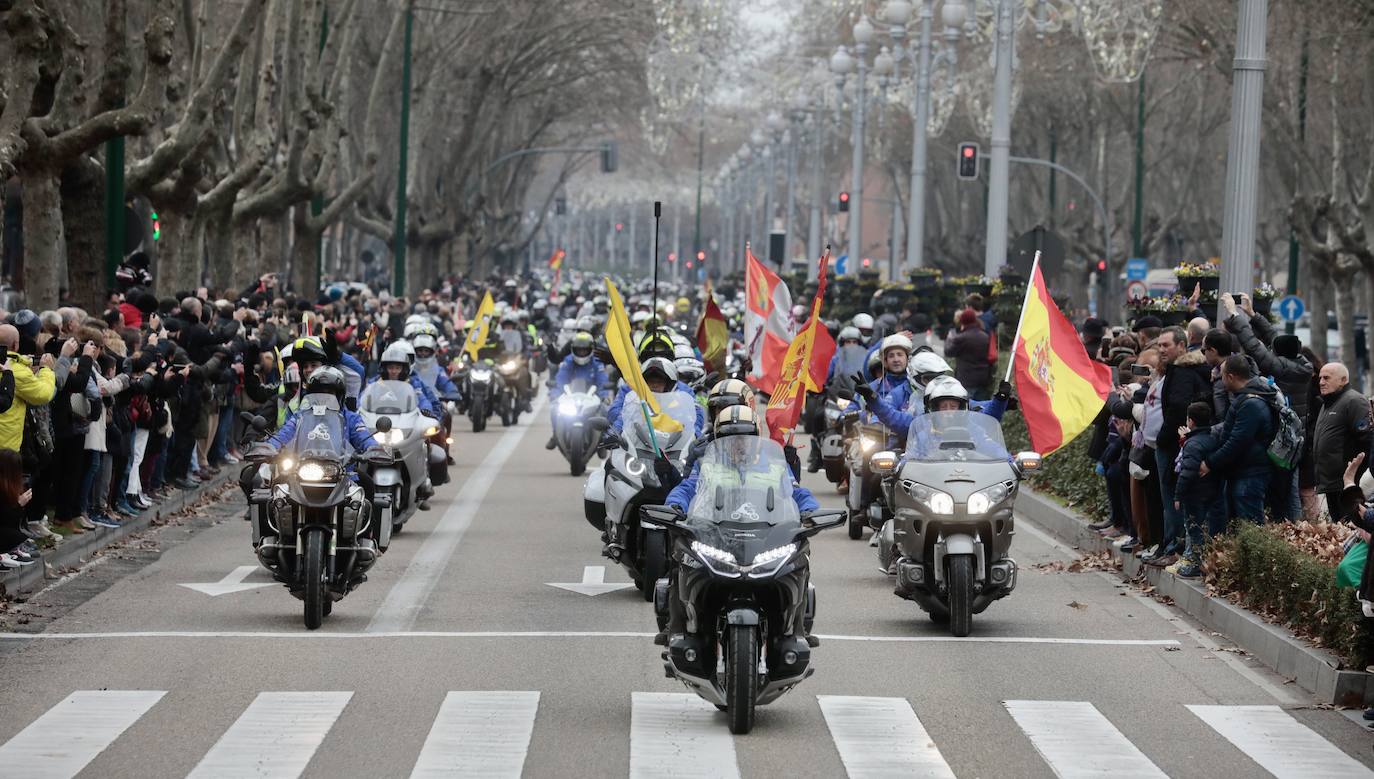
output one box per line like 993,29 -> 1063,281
1131,364 -> 1151,377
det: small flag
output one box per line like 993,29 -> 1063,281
464,291 -> 496,361
765,252 -> 833,442
696,280 -> 729,375
548,248 -> 566,270
604,278 -> 683,434
744,245 -> 793,394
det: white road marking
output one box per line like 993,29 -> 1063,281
630,692 -> 740,779
1004,699 -> 1166,778
179,565 -> 274,596
1188,704 -> 1374,779
186,691 -> 352,778
546,565 -> 636,596
818,695 -> 955,778
410,691 -> 540,778
368,397 -> 545,633
0,630 -> 1180,646
0,690 -> 165,778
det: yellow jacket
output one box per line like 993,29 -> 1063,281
0,352 -> 56,451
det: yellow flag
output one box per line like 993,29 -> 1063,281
463,291 -> 496,361
604,278 -> 684,433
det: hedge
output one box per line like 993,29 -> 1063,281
1002,410 -> 1111,522
1206,521 -> 1373,669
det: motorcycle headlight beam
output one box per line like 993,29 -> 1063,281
860,436 -> 876,452
690,540 -> 742,577
966,482 -> 1010,516
558,399 -> 578,416
297,461 -> 338,483
625,455 -> 646,477
903,480 -> 954,515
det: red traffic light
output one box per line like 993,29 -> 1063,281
685,261 -> 694,269
962,146 -> 975,158
696,250 -> 706,261
667,252 -> 677,262
862,257 -> 871,267
1096,259 -> 1107,272
615,223 -> 623,232
839,192 -> 850,202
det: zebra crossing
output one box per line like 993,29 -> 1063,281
1,689 -> 1370,778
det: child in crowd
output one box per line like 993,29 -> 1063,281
1172,401 -> 1222,578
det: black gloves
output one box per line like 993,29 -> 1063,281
995,380 -> 1013,400
654,456 -> 682,490
852,374 -> 876,403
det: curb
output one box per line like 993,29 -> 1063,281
1016,487 -> 1373,706
0,471 -> 235,597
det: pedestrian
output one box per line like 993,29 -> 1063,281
1172,402 -> 1222,578
944,308 -> 993,400
1312,362 -> 1372,520
0,449 -> 37,569
1201,355 -> 1277,523
1149,326 -> 1211,565
1186,317 -> 1209,351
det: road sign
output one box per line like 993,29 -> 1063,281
1126,258 -> 1148,281
1125,280 -> 1147,301
835,255 -> 848,275
1278,295 -> 1305,322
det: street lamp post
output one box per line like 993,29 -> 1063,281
984,0 -> 1016,277
1219,0 -> 1269,298
832,16 -> 875,275
782,105 -> 802,268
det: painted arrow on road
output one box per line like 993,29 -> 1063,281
179,565 -> 273,596
546,566 -> 635,597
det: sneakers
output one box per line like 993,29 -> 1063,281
90,514 -> 121,528
26,520 -> 56,540
77,515 -> 98,530
1088,519 -> 1114,531
1100,527 -> 1123,538
173,477 -> 199,490
222,453 -> 241,464
1139,544 -> 1160,560
1148,553 -> 1178,568
1168,558 -> 1203,578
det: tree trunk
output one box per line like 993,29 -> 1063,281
1335,271 -> 1358,378
61,160 -> 107,311
157,209 -> 203,296
205,205 -> 236,294
289,208 -> 321,296
20,170 -> 65,309
231,219 -> 261,294
1309,261 -> 1330,363
258,214 -> 288,282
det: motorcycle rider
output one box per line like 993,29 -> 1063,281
825,326 -> 870,385
658,405 -> 820,647
851,313 -> 876,345
606,330 -> 705,436
371,342 -> 441,418
496,312 -> 533,412
856,373 -> 1010,435
860,334 -> 917,435
679,378 -> 759,470
900,376 -> 1012,462
410,328 -> 461,402
545,332 -> 611,450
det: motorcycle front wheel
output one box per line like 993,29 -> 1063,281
471,398 -> 487,433
725,624 -> 759,734
303,528 -> 328,630
640,531 -> 667,603
847,510 -> 864,540
947,555 -> 975,637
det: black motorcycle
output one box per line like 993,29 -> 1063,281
241,395 -> 395,630
464,360 -> 496,433
641,436 -> 844,734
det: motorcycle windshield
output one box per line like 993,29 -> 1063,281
360,380 -> 417,416
830,344 -> 869,381
499,330 -> 525,355
285,394 -> 348,460
904,411 -> 1010,463
686,437 -> 802,556
623,390 -> 696,458
565,378 -> 591,394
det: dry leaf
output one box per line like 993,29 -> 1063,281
1067,601 -> 1087,610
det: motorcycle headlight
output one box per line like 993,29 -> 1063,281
501,360 -> 519,372
278,457 -> 295,473
860,436 -> 876,452
471,369 -> 492,381
747,543 -> 798,577
902,480 -> 954,515
625,455 -> 646,477
424,425 -> 441,437
558,398 -> 578,416
297,461 -> 339,483
836,398 -> 851,409
967,482 -> 1012,516
691,541 -> 738,566
374,429 -> 405,446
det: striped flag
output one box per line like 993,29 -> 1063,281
696,280 -> 729,375
1010,259 -> 1114,454
765,252 -> 833,442
744,246 -> 792,395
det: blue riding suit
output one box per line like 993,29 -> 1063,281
665,461 -> 820,514
267,405 -> 379,457
366,373 -> 440,417
550,356 -> 611,402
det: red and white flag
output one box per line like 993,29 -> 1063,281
744,246 -> 793,395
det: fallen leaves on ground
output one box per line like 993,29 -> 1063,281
1067,600 -> 1087,610
1033,551 -> 1120,574
1263,520 -> 1353,567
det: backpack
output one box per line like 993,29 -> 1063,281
21,402 -> 54,471
1249,385 -> 1304,470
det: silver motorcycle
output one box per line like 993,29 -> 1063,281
875,411 -> 1040,636
357,380 -> 442,548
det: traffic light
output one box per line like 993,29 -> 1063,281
151,211 -> 161,241
862,257 -> 871,268
600,141 -> 618,173
667,252 -> 677,262
957,143 -> 979,180
1096,259 -> 1107,272
615,222 -> 623,232
696,250 -> 706,262
838,191 -> 850,212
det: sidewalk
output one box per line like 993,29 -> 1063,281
1016,487 -> 1374,706
0,472 -> 235,597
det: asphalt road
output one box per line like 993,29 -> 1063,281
1,397 -> 1372,778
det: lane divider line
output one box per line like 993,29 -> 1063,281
366,396 -> 546,633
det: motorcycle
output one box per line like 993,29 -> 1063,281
496,355 -> 525,427
597,391 -> 698,600
357,380 -> 443,544
553,381 -> 605,476
465,359 -> 497,433
640,437 -> 844,734
880,411 -> 1040,636
241,394 -> 396,629
818,387 -> 855,484
842,411 -> 894,542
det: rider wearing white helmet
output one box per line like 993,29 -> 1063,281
851,313 -> 876,344
371,341 -> 440,416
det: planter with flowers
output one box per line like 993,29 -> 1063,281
997,264 -> 1024,288
951,274 -> 994,300
1253,283 -> 1278,317
909,267 -> 943,291
1175,261 -> 1220,294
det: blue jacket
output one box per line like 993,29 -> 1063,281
1175,428 -> 1221,506
366,373 -> 440,417
413,359 -> 460,399
268,405 -> 378,453
338,353 -> 366,399
607,381 -> 705,435
1204,378 -> 1277,476
551,356 -> 610,401
869,391 -> 1008,434
665,461 -> 820,514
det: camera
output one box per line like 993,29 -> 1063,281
1130,364 -> 1151,377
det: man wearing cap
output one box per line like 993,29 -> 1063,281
944,308 -> 993,400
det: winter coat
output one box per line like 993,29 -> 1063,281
1224,312 -> 1314,422
0,353 -> 53,451
84,373 -> 130,452
944,325 -> 992,392
1205,377 -> 1278,477
51,355 -> 98,440
1158,350 -> 1212,455
1311,385 -> 1373,493
1211,353 -> 1261,422
1175,428 -> 1222,507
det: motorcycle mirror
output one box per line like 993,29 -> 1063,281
1014,451 -> 1042,473
377,416 -> 393,433
588,416 -> 609,433
640,504 -> 684,529
250,414 -> 270,432
799,509 -> 846,535
870,450 -> 899,476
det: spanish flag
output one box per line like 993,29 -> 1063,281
548,248 -> 565,270
1011,259 -> 1113,455
604,278 -> 684,434
765,252 -> 834,443
696,280 -> 729,374
463,291 -> 496,361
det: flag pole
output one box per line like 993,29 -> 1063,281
1002,250 -> 1042,384
652,201 -> 662,328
